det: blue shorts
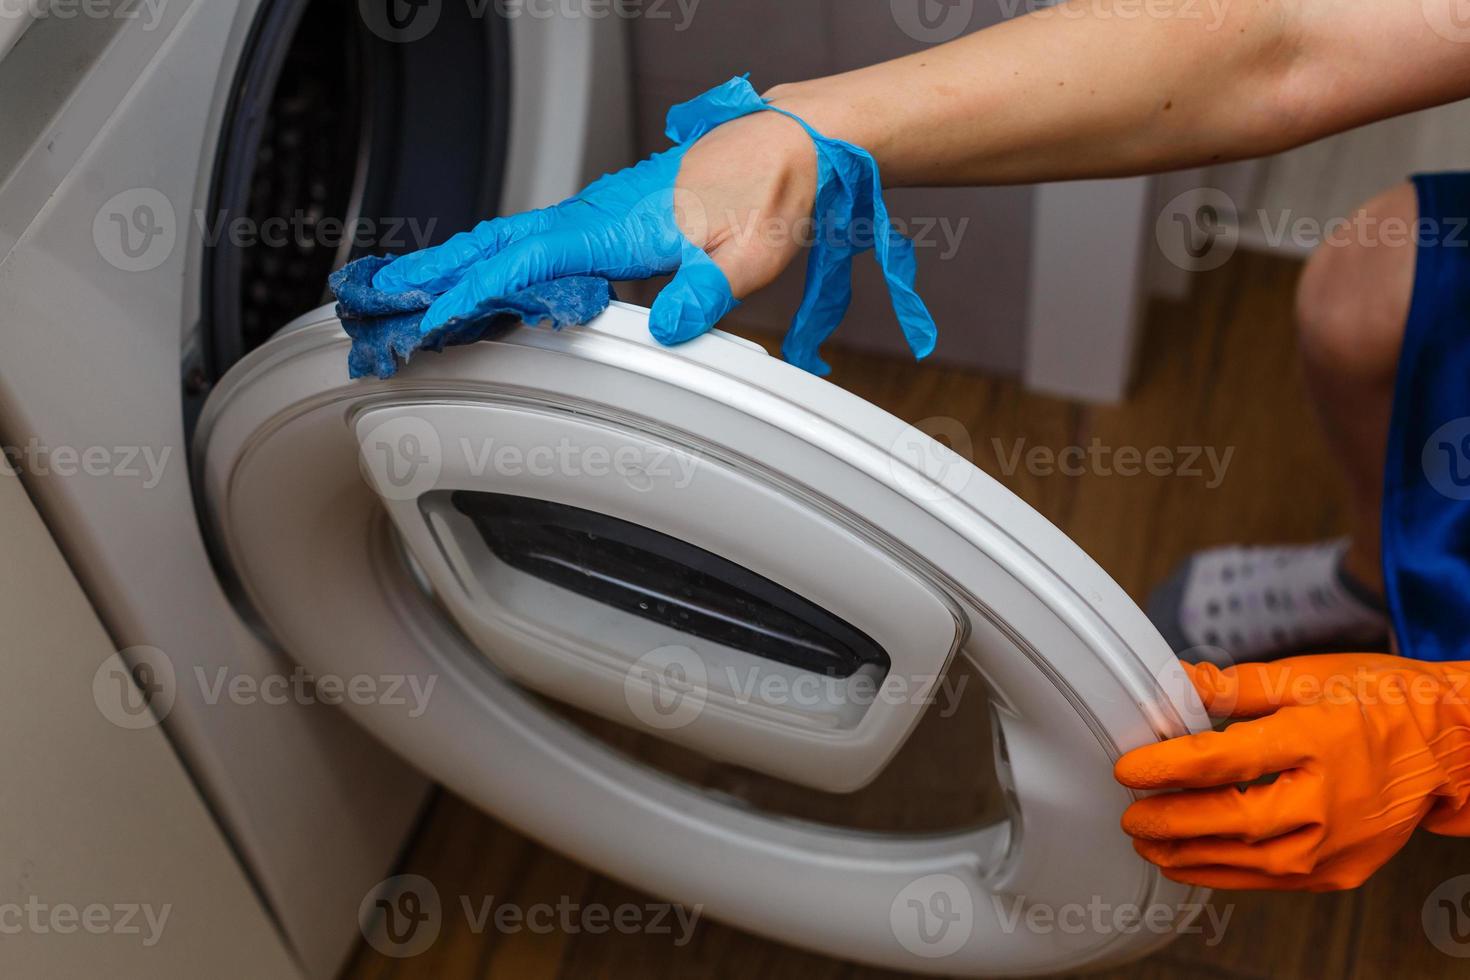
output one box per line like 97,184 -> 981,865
1382,172 -> 1470,661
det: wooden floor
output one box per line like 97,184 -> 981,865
339,251 -> 1469,980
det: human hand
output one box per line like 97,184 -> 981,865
372,76 -> 935,374
1115,655 -> 1470,890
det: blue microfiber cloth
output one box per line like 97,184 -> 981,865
328,255 -> 613,379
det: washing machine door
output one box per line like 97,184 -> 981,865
194,302 -> 1210,976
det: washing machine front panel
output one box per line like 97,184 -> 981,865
197,302 -> 1210,976
0,3 -> 631,976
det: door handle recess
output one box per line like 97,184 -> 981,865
451,491 -> 891,679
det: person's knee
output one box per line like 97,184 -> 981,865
1294,182 -> 1417,384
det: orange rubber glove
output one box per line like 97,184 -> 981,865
1114,655 -> 1470,890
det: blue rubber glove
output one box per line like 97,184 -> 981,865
373,75 -> 937,375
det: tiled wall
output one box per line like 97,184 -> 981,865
622,0 -> 1032,375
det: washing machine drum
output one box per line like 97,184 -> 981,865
194,303 -> 1209,975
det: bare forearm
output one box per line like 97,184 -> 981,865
766,0 -> 1470,186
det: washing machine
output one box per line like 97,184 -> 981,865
1,2 -> 1210,977
0,1 -> 629,976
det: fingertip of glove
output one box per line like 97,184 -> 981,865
1114,745 -> 1175,789
779,333 -> 832,376
1119,801 -> 1174,841
417,297 -> 456,337
648,270 -> 735,346
372,263 -> 416,294
786,351 -> 832,376
647,299 -> 709,346
905,326 -> 937,362
1185,660 -> 1236,707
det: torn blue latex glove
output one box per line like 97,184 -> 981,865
329,255 -> 611,379
373,75 -> 937,375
